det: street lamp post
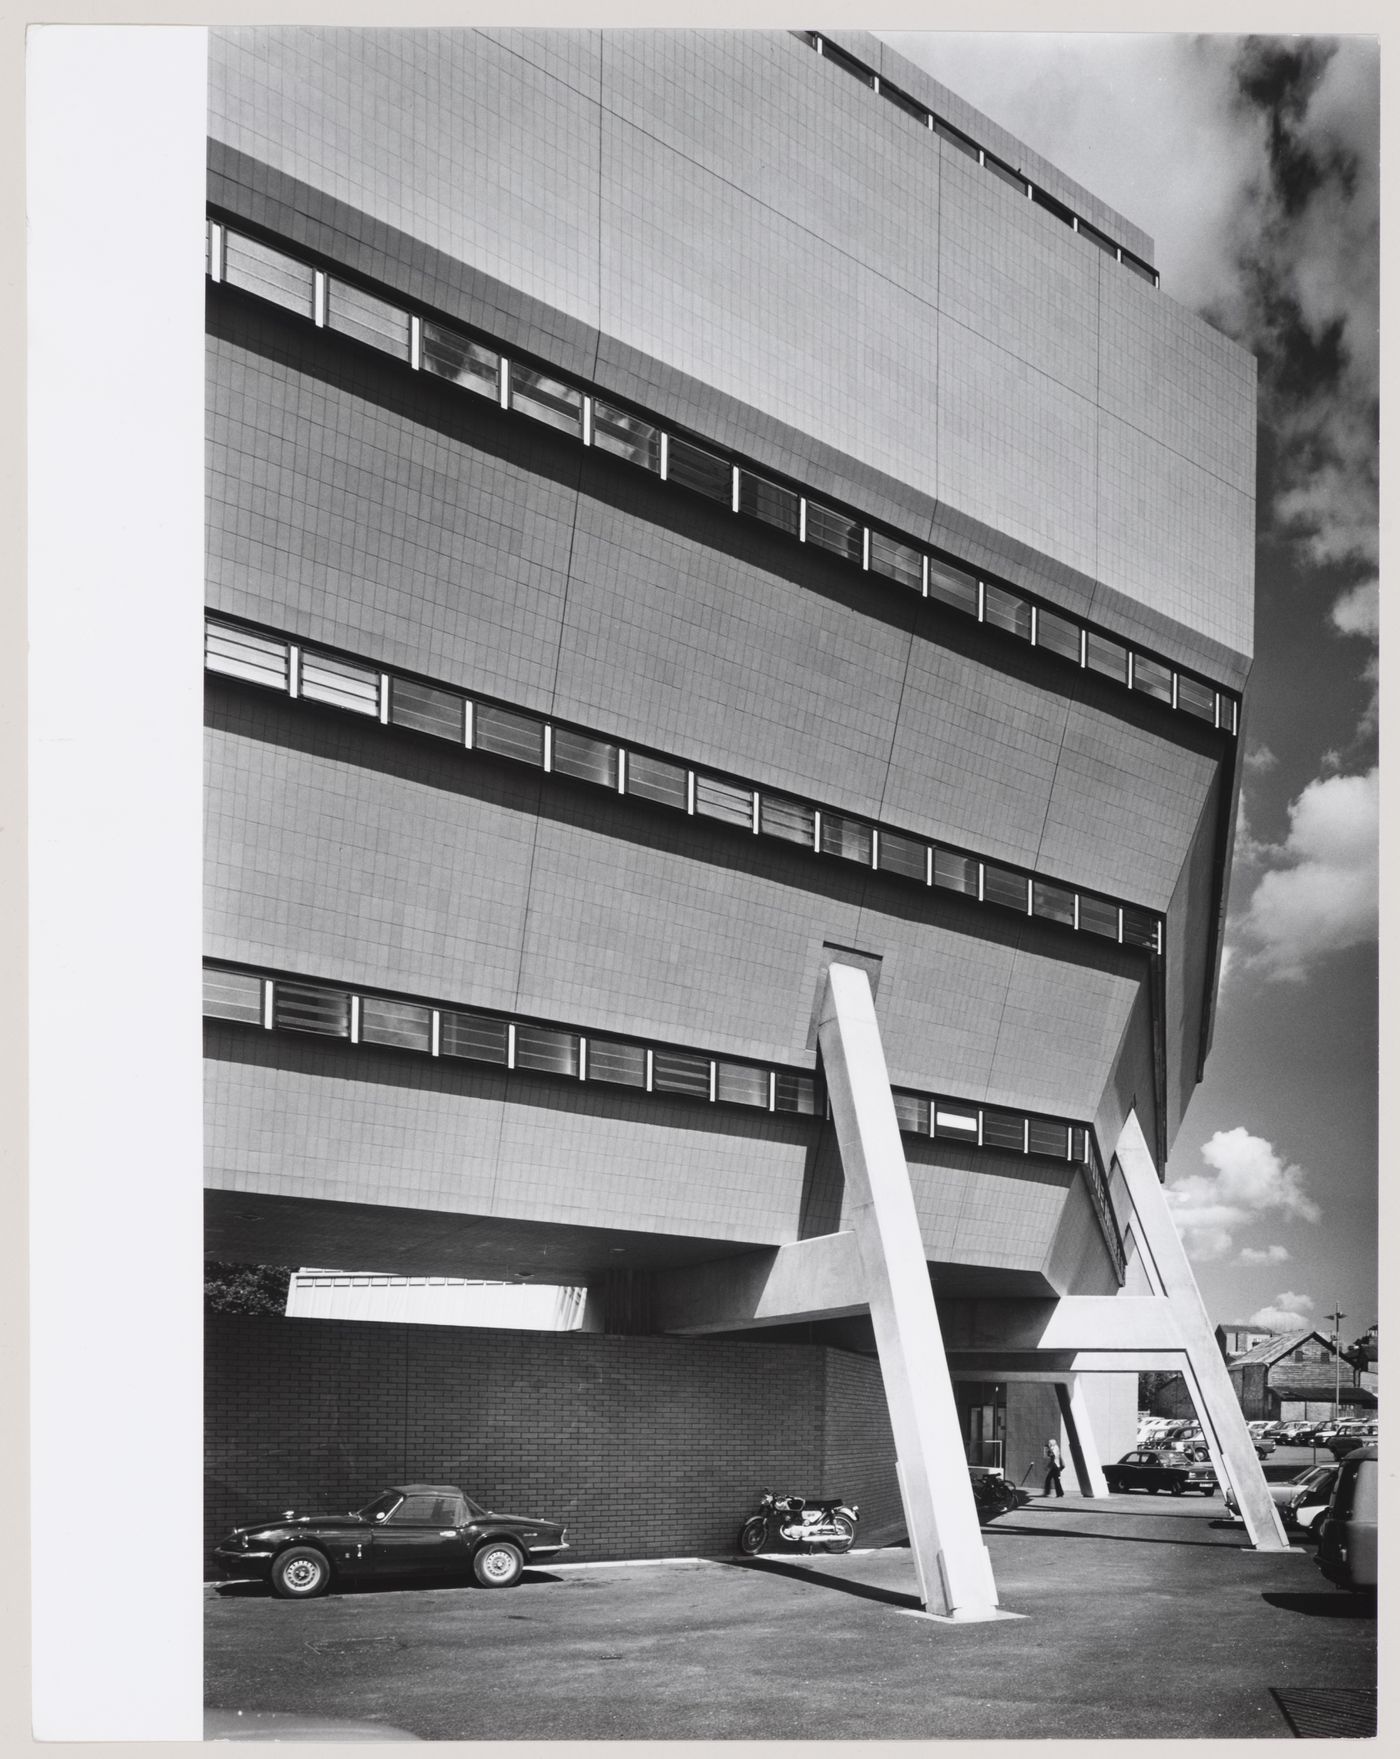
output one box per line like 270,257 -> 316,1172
1325,1306 -> 1346,1426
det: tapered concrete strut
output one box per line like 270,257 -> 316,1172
1058,1377 -> 1108,1497
817,963 -> 1000,1619
1114,1112 -> 1290,1551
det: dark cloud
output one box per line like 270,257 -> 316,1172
1205,36 -> 1378,603
1233,37 -> 1342,216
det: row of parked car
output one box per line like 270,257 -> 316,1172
1136,1419 -> 1276,1459
1138,1415 -> 1379,1460
1122,1425 -> 1378,1595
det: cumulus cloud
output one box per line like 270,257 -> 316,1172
1166,1127 -> 1319,1261
1238,1244 -> 1290,1265
1244,744 -> 1278,773
1233,768 -> 1378,980
1247,1291 -> 1314,1332
1331,577 -> 1378,640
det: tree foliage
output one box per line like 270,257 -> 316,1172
205,1261 -> 295,1316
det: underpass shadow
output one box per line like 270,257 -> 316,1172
1261,1590 -> 1376,1620
984,1523 -> 1246,1549
721,1554 -> 923,1612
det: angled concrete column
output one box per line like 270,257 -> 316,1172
818,962 -> 1000,1619
1115,1111 -> 1289,1551
1056,1378 -> 1109,1497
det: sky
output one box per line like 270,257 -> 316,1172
881,31 -> 1380,1344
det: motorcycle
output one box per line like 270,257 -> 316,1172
737,1489 -> 859,1556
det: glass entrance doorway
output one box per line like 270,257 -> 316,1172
956,1381 -> 1007,1470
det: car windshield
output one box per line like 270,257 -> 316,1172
355,1491 -> 403,1522
353,1488 -> 489,1523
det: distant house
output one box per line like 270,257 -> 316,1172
1215,1323 -> 1277,1361
1150,1329 -> 1376,1422
1226,1330 -> 1376,1421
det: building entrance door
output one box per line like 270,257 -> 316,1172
957,1382 -> 1006,1470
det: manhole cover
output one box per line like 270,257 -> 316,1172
1270,1687 -> 1377,1738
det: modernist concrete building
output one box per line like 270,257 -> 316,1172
202,28 -> 1284,1613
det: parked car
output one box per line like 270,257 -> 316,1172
1315,1446 -> 1378,1593
212,1483 -> 568,1598
1273,1423 -> 1312,1445
1329,1424 -> 1379,1460
1223,1463 -> 1339,1532
1102,1449 -> 1217,1496
1246,1425 -> 1278,1458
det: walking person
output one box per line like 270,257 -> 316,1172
1043,1436 -> 1065,1498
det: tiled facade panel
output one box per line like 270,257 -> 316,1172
1094,980 -> 1160,1167
877,636 -> 1072,874
206,1039 -> 814,1246
509,811 -> 863,1060
210,26 -> 1254,664
209,29 -> 605,337
552,480 -> 914,813
601,112 -> 940,497
206,324 -> 580,716
936,146 -> 1100,405
1033,706 -> 1220,907
1162,771 -> 1224,1142
207,707 -> 1148,1103
1097,265 -> 1256,499
978,947 -> 1139,1123
208,336 -> 1224,912
935,308 -> 1099,581
205,1316 -> 902,1565
1095,412 -> 1255,659
599,31 -> 945,309
1044,1175 -> 1121,1296
844,1146 -> 1113,1288
205,695 -> 541,1005
851,909 -> 1139,1119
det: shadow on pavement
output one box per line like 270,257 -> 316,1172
211,1569 -> 563,1600
985,1522 -> 1246,1550
1261,1590 -> 1376,1620
721,1555 -> 923,1611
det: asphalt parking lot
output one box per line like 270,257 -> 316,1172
206,1485 -> 1376,1741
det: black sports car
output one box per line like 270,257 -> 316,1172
213,1483 -> 568,1597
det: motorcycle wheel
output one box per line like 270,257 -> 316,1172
738,1518 -> 767,1557
822,1514 -> 856,1554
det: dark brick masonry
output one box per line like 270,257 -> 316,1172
205,1315 -> 901,1569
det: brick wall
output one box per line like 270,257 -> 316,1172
205,1316 -> 899,1570
820,1347 -> 901,1538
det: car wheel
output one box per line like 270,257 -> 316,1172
738,1518 -> 767,1556
823,1514 -> 856,1554
1169,1481 -> 1185,1496
472,1540 -> 525,1589
1147,1486 -> 1159,1495
270,1546 -> 331,1600
1202,1486 -> 1216,1496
